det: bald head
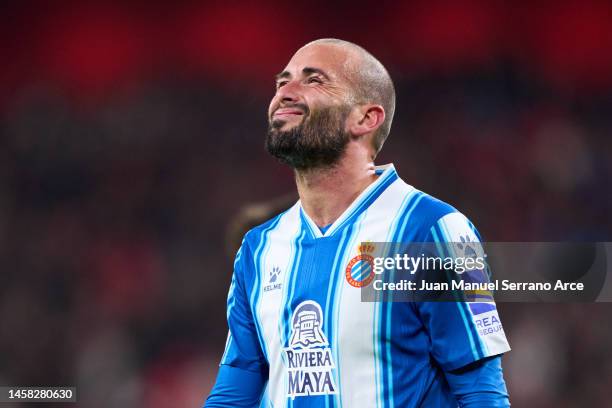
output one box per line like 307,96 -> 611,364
300,39 -> 396,154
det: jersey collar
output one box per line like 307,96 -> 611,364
298,163 -> 399,239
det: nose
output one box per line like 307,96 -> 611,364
276,80 -> 300,104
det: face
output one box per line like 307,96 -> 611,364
265,44 -> 356,170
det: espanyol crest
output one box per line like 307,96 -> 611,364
345,242 -> 376,288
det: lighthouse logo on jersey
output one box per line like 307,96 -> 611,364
283,300 -> 337,399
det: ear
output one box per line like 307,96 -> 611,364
347,104 -> 385,137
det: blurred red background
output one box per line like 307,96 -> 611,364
3,0 -> 612,104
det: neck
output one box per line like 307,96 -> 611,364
296,143 -> 378,228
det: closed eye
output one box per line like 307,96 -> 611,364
276,80 -> 289,89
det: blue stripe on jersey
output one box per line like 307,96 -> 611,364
385,191 -> 426,407
385,193 -> 473,406
287,221 -> 363,408
382,191 -> 427,407
373,190 -> 422,408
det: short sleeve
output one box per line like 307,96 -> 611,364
417,212 -> 511,371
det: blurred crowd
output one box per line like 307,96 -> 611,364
1,2 -> 611,407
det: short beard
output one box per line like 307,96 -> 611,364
265,105 -> 352,171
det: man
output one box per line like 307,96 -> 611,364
206,39 -> 510,407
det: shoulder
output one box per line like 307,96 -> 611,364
232,203 -> 299,286
394,182 -> 479,241
242,201 -> 300,252
410,189 -> 459,227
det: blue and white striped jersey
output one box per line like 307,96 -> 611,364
220,164 -> 510,407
